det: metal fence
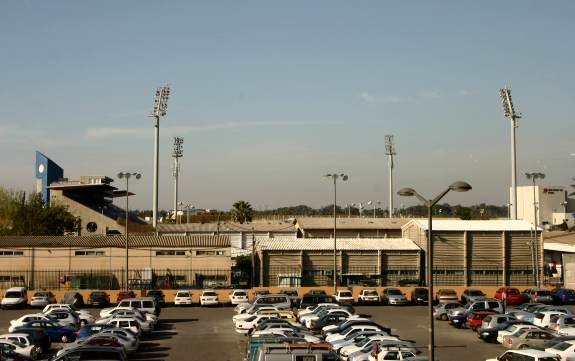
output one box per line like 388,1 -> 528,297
0,268 -> 235,290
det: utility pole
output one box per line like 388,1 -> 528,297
151,85 -> 171,228
251,227 -> 255,288
385,135 -> 396,218
172,137 -> 183,224
500,88 -> 521,220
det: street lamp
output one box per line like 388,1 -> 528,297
178,202 -> 194,224
500,87 -> 521,220
151,84 -> 171,228
526,172 -> 545,287
324,173 -> 349,293
117,172 -> 142,290
398,181 -> 472,361
172,137 -> 184,224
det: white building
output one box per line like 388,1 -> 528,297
515,186 -> 574,228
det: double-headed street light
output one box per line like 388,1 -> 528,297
398,181 -> 472,361
526,172 -> 545,287
324,173 -> 349,293
117,172 -> 142,290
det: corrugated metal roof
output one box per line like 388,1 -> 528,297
257,237 -> 420,251
544,242 -> 575,253
403,219 -> 539,231
0,235 -> 230,248
543,231 -> 575,244
295,217 -> 410,230
157,221 -> 296,233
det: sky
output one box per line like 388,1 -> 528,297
0,1 -> 574,211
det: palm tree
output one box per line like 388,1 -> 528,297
231,201 -> 253,224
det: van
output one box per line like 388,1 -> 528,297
1,287 -> 28,309
252,294 -> 291,310
116,297 -> 159,316
255,343 -> 337,361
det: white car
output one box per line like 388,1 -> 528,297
334,290 -> 355,304
30,291 -> 56,308
234,314 -> 279,334
44,310 -> 79,328
298,303 -> 340,320
97,311 -> 154,332
322,318 -> 372,335
99,327 -> 139,350
42,304 -> 93,324
251,329 -> 321,343
106,317 -> 141,336
304,308 -> 355,329
57,333 -> 138,356
233,307 -> 280,323
487,349 -> 561,361
326,325 -> 383,343
358,289 -> 380,304
200,290 -> 220,306
0,339 -> 37,359
546,340 -> 575,361
100,307 -> 157,325
229,290 -> 249,305
1,287 -> 28,309
497,324 -> 539,344
339,336 -> 400,360
9,313 -> 55,333
299,304 -> 345,324
174,291 -> 193,306
534,311 -> 569,328
0,333 -> 40,354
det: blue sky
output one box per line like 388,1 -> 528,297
1,1 -> 573,211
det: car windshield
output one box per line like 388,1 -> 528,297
387,289 -> 402,296
177,292 -> 190,297
203,292 -> 217,297
365,291 -> 378,296
340,292 -> 352,297
34,292 -> 49,297
244,316 -> 257,322
551,342 -> 573,351
469,290 -> 483,296
445,303 -> 461,309
5,292 -> 22,298
235,292 -> 247,296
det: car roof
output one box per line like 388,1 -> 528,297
507,349 -> 559,357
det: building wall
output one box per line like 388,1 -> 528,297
50,190 -> 124,235
301,229 -> 403,238
516,186 -> 568,227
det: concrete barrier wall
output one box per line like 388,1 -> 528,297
0,285 -> 553,304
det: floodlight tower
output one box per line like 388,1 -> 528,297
151,84 -> 171,228
172,137 -> 184,224
500,87 -> 521,220
385,135 -> 396,218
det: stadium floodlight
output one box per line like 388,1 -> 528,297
323,173 -> 349,293
500,87 -> 521,220
117,172 -> 142,290
172,137 -> 184,224
385,135 -> 396,218
150,84 -> 171,229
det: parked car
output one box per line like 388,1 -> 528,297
552,288 -> 575,305
545,340 -> 575,361
0,339 -> 37,360
381,288 -> 409,306
115,291 -> 136,304
523,288 -> 554,304
174,291 -> 193,306
497,324 -> 541,344
229,290 -> 249,306
42,304 -> 93,325
309,310 -> 354,331
358,289 -> 380,305
105,318 -> 141,337
468,311 -> 498,331
477,320 -> 530,344
30,291 -> 56,308
43,310 -> 79,328
76,324 -> 115,339
87,291 -> 110,307
448,299 -> 503,319
494,287 -> 524,306
334,290 -> 355,305
435,289 -> 458,303
61,291 -> 84,308
254,290 -> 270,297
551,315 -> 575,335
13,320 -> 77,343
1,287 -> 28,309
9,314 -> 56,333
200,290 -> 220,307
0,332 -> 49,356
99,328 -> 139,350
144,290 -> 165,306
410,288 -> 428,305
461,289 -> 486,304
49,345 -> 127,361
502,328 -> 556,350
300,293 -> 336,309
101,298 -> 160,317
56,335 -> 124,357
434,302 -> 463,321
487,350 -> 560,361
278,290 -> 300,308
533,311 -> 569,328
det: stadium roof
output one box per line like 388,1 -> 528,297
403,219 -> 539,231
295,217 -> 410,230
157,221 -> 297,233
0,235 -> 230,248
256,237 -> 420,251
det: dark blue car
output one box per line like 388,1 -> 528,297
552,288 -> 575,304
77,323 -> 114,339
14,320 -> 77,343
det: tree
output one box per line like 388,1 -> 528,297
230,201 -> 253,224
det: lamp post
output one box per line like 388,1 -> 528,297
526,172 -> 545,287
398,181 -> 472,361
117,172 -> 141,290
500,87 -> 521,220
324,173 -> 349,293
151,85 -> 170,228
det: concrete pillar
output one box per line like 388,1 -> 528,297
377,250 -> 382,287
463,231 -> 469,287
502,231 -> 507,286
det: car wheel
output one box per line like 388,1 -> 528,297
61,335 -> 69,343
440,314 -> 448,321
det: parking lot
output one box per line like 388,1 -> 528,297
0,305 -> 515,361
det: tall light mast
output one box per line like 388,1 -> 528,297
172,137 -> 184,224
500,87 -> 521,220
385,135 -> 396,218
151,84 -> 170,228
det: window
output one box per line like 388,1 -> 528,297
155,250 -> 186,256
196,250 -> 225,256
0,251 -> 24,256
295,356 -> 315,361
74,250 -> 105,256
383,351 -> 400,360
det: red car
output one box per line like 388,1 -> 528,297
494,287 -> 524,305
467,311 -> 497,331
116,291 -> 136,303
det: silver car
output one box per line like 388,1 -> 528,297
381,288 -> 409,306
30,291 -> 56,308
434,302 -> 463,320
